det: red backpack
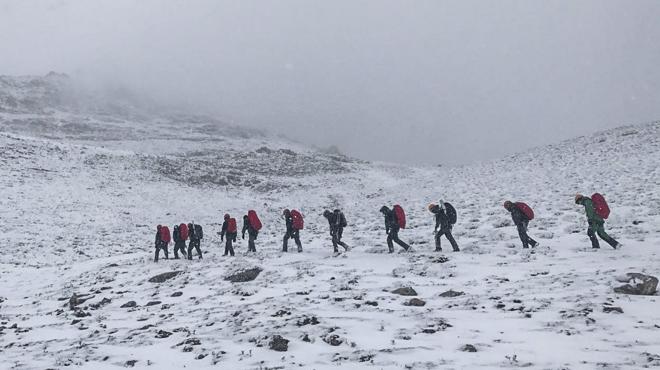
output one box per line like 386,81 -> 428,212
227,218 -> 238,233
160,226 -> 171,244
248,210 -> 262,231
591,193 -> 610,219
393,204 -> 406,228
290,210 -> 304,230
514,202 -> 534,221
179,223 -> 189,240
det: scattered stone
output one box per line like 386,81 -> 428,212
324,334 -> 343,346
603,306 -> 624,314
196,354 -> 208,360
302,334 -> 311,342
121,301 -> 137,308
461,344 -> 478,352
90,297 -> 112,310
614,273 -> 658,295
155,330 -> 172,338
404,298 -> 426,307
171,292 -> 183,297
269,335 -> 289,352
225,268 -> 263,283
422,328 -> 436,334
365,301 -> 379,306
73,310 -> 91,318
391,287 -> 417,296
440,290 -> 465,298
148,271 -> 183,283
124,360 -> 137,367
296,316 -> 320,326
145,301 -> 162,307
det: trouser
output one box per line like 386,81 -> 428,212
435,228 -> 459,251
223,234 -> 236,256
173,241 -> 187,259
283,230 -> 302,252
154,241 -> 168,262
331,228 -> 349,252
387,229 -> 410,253
188,239 -> 202,259
588,221 -> 618,249
516,221 -> 537,249
247,233 -> 257,252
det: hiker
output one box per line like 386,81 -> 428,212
428,200 -> 459,252
242,210 -> 262,252
282,209 -> 303,252
575,194 -> 621,249
503,201 -> 538,249
379,205 -> 411,253
323,209 -> 350,253
154,224 -> 170,262
220,214 -> 237,257
173,223 -> 188,259
187,222 -> 203,259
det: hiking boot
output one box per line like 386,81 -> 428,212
434,248 -> 442,252
452,248 -> 460,252
613,243 -> 623,250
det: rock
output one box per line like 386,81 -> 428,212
603,306 -> 624,314
614,273 -> 658,295
225,268 -> 262,283
296,316 -> 320,326
461,344 -> 478,352
125,360 -> 138,367
365,301 -> 378,306
171,292 -> 183,297
324,334 -> 343,346
440,290 -> 465,298
90,297 -> 112,309
269,335 -> 289,352
155,330 -> 172,338
404,298 -> 426,307
73,310 -> 91,318
148,271 -> 182,283
120,301 -> 137,308
391,287 -> 417,296
145,301 -> 162,307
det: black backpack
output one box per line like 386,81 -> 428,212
194,224 -> 203,239
334,210 -> 347,228
444,202 -> 457,225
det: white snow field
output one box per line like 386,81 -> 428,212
1,75 -> 659,369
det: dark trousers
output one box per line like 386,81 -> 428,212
387,229 -> 410,253
435,228 -> 459,251
247,233 -> 257,252
154,241 -> 168,262
188,239 -> 202,259
173,241 -> 187,259
283,230 -> 302,252
223,234 -> 236,256
588,221 -> 618,249
331,228 -> 349,252
516,221 -> 537,249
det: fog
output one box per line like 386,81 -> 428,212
1,0 -> 659,164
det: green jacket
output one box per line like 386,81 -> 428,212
580,197 -> 603,223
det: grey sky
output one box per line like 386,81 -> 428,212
1,1 -> 659,164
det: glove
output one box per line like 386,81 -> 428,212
242,234 -> 245,240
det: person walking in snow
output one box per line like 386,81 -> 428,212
282,209 -> 303,252
154,225 -> 170,262
503,201 -> 538,249
220,214 -> 237,257
428,201 -> 460,252
172,225 -> 186,259
575,194 -> 621,249
323,209 -> 350,253
379,205 -> 411,253
242,214 -> 259,253
187,222 -> 203,259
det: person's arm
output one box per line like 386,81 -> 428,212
242,221 -> 248,239
220,222 -> 227,240
583,199 -> 597,222
384,214 -> 390,234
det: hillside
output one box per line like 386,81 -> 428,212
0,75 -> 659,370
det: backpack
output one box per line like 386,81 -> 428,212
393,204 -> 406,228
290,210 -> 304,230
194,224 -> 203,239
160,226 -> 171,244
179,223 -> 189,240
514,202 -> 534,221
591,193 -> 610,219
335,210 -> 347,228
248,210 -> 262,231
227,218 -> 238,234
444,202 -> 457,225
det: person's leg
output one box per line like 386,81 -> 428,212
187,241 -> 193,260
445,230 -> 460,251
282,233 -> 289,252
587,224 -> 600,248
164,244 -> 169,259
331,232 -> 339,253
596,223 -> 619,248
228,237 -> 235,256
434,231 -> 442,251
195,240 -> 202,259
294,230 -> 302,252
249,234 -> 256,252
387,233 -> 394,253
337,229 -> 349,250
154,245 -> 160,262
516,223 -> 530,248
391,230 -> 410,250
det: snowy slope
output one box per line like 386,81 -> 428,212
0,75 -> 659,370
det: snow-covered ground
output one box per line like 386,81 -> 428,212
1,75 -> 659,369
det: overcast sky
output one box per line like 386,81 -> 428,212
1,1 -> 659,164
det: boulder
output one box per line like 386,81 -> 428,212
269,335 -> 289,352
404,298 -> 426,307
614,273 -> 658,295
440,290 -> 465,298
148,271 -> 182,283
225,268 -> 262,283
460,344 -> 478,352
391,287 -> 417,296
121,301 -> 137,308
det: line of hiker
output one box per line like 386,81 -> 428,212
152,192 -> 621,261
